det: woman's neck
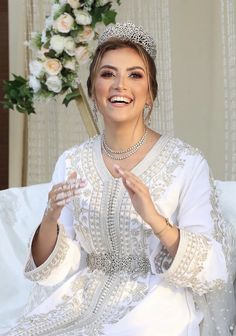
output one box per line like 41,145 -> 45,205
103,123 -> 147,151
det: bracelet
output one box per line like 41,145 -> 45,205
154,217 -> 173,238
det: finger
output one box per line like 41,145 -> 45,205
124,178 -> 140,193
121,176 -> 135,196
55,188 -> 80,202
68,171 -> 77,180
114,165 -> 146,195
114,165 -> 143,184
51,182 -> 64,192
57,178 -> 86,193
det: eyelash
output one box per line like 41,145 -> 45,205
129,72 -> 143,79
100,71 -> 143,79
100,71 -> 114,78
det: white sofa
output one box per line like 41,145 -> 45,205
0,181 -> 235,333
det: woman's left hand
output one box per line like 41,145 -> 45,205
114,165 -> 159,226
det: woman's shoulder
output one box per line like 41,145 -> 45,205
61,135 -> 100,158
162,133 -> 205,160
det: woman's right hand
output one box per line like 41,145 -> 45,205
42,172 -> 86,224
32,172 -> 86,266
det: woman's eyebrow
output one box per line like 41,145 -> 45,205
99,65 -> 117,71
99,65 -> 145,72
127,66 -> 145,72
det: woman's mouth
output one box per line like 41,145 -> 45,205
108,96 -> 133,106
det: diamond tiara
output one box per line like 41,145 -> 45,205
98,22 -> 157,60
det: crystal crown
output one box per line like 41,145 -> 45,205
98,22 -> 157,59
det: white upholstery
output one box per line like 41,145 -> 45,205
0,183 -> 49,332
0,181 -> 235,333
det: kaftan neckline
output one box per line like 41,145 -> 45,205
93,134 -> 169,181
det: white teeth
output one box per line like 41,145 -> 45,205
110,96 -> 131,104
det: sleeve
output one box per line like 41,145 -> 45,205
24,151 -> 83,287
150,154 -> 228,296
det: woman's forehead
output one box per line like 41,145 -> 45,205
99,47 -> 146,69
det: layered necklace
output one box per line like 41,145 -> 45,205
102,128 -> 148,160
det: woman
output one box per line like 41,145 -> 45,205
6,23 -> 231,336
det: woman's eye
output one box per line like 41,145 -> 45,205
100,71 -> 114,78
129,72 -> 143,79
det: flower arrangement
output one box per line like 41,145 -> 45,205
3,0 -> 120,114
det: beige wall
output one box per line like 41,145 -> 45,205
170,0 -> 225,179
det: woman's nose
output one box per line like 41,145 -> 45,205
113,74 -> 127,90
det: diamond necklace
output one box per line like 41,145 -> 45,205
102,128 -> 148,160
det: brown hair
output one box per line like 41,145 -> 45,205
87,38 -> 158,121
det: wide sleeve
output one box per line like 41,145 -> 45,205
24,151 -> 82,287
150,154 -> 228,296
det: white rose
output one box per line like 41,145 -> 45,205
55,13 -> 74,33
67,0 -> 80,9
29,60 -> 44,77
64,58 -> 76,71
50,35 -> 65,54
44,58 -> 63,76
46,76 -> 62,93
94,21 -> 105,34
75,25 -> 94,43
96,0 -> 109,5
64,36 -> 76,56
29,75 -> 41,93
73,9 -> 92,25
75,46 -> 90,64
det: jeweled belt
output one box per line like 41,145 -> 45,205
87,252 -> 151,275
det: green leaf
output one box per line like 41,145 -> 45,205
30,33 -> 43,50
53,5 -> 66,20
91,3 -> 112,26
1,74 -> 36,114
102,9 -> 117,25
44,50 -> 57,58
62,90 -> 81,107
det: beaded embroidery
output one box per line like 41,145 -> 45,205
6,135 -> 229,335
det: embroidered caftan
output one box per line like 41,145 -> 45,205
5,135 -> 229,336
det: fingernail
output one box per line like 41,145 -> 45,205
56,192 -> 65,201
57,200 -> 66,206
65,197 -> 73,203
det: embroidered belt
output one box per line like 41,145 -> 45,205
87,252 -> 151,275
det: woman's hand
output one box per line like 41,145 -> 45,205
114,165 -> 159,227
43,172 -> 86,224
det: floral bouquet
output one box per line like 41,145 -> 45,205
3,0 -> 120,114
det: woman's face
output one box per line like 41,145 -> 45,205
93,47 -> 150,125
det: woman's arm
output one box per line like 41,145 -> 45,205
24,152 -> 85,286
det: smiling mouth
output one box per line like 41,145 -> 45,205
109,96 -> 133,104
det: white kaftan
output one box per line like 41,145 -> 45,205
5,135 -> 229,336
